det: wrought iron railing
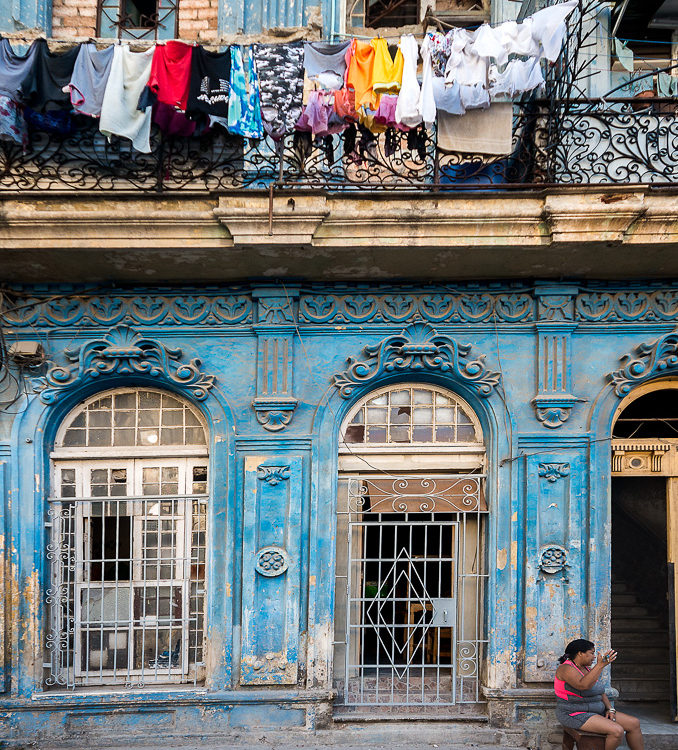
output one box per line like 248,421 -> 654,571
2,99 -> 678,192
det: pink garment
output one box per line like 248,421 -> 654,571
296,90 -> 347,136
374,93 -> 398,128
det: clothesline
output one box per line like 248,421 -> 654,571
0,0 -> 580,157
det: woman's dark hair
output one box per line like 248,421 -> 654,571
558,639 -> 595,664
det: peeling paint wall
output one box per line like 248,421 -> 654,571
0,278 -> 676,742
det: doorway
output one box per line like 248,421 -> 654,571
611,385 -> 678,722
332,384 -> 488,714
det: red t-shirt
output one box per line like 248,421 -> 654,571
147,41 -> 193,111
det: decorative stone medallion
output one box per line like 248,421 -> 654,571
255,546 -> 290,577
539,545 -> 568,574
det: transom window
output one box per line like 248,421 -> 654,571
59,390 -> 206,449
342,385 -> 482,445
47,388 -> 208,690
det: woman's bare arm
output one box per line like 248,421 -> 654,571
555,650 -> 616,690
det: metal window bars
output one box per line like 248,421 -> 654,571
45,474 -> 207,689
333,474 -> 488,711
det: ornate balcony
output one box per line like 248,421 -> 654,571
1,98 -> 678,192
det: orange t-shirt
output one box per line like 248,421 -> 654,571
345,39 -> 378,110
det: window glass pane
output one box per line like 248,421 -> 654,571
139,391 -> 161,408
63,428 -> 86,446
114,410 -> 135,427
390,389 -> 410,405
115,392 -> 135,409
90,410 -> 111,427
89,429 -> 112,447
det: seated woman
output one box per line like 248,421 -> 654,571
554,639 -> 644,750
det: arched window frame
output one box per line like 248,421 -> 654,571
46,387 -> 209,691
338,382 -> 486,473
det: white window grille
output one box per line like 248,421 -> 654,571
46,389 -> 208,690
334,384 -> 487,712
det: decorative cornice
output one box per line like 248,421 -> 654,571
300,292 -> 534,324
34,325 -> 215,404
609,328 -> 678,397
4,293 -> 252,328
332,323 -> 501,399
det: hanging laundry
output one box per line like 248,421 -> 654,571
18,38 -> 80,110
67,43 -> 114,117
395,35 -> 422,128
24,106 -> 73,135
472,24 -> 510,68
304,40 -> 350,90
489,58 -> 544,98
0,38 -> 41,101
419,35 -> 436,127
437,102 -> 513,154
227,46 -> 263,140
333,85 -> 358,123
147,40 -> 193,111
0,96 -> 27,147
373,94 -> 400,130
253,43 -> 304,140
425,32 -> 452,78
186,45 -> 231,119
433,77 -> 465,115
345,39 -> 378,111
371,38 -> 404,95
444,28 -> 487,88
496,19 -> 541,59
530,0 -> 578,62
295,90 -> 346,137
153,101 -> 196,137
100,45 -> 155,153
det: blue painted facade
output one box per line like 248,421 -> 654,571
0,282 -> 675,742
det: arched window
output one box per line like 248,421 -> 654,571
333,384 -> 487,713
342,384 -> 482,446
47,388 -> 208,690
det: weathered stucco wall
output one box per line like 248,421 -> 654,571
0,280 -> 676,746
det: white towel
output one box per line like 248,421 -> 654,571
100,46 -> 154,154
437,102 -> 513,155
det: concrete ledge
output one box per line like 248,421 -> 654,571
2,188 -> 678,282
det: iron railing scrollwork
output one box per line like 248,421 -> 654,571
4,99 -> 678,191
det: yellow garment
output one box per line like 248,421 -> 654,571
346,39 -> 378,110
371,38 -> 404,95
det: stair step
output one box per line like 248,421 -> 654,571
613,676 -> 670,698
612,663 -> 670,677
611,594 -> 641,605
612,618 -> 665,632
611,605 -> 651,617
609,645 -> 669,661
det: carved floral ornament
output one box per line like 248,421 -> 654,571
332,323 -> 501,400
609,328 -> 678,397
538,463 -> 570,482
33,325 -> 215,404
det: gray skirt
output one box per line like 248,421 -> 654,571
556,700 -> 606,730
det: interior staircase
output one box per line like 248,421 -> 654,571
610,576 -> 671,702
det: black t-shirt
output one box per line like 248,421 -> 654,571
186,46 -> 231,118
19,38 -> 80,110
